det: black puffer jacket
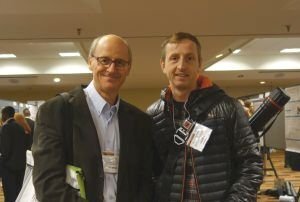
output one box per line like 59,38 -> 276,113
147,84 -> 263,202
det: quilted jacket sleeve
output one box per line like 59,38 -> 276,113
225,99 -> 263,201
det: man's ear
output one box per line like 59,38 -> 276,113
160,59 -> 165,73
88,57 -> 94,71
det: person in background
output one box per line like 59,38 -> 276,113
14,112 -> 32,150
238,99 -> 251,118
244,100 -> 255,117
1,106 -> 27,202
22,108 -> 35,149
14,113 -> 31,135
147,32 -> 263,201
32,34 -> 153,202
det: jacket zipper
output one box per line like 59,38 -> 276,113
180,145 -> 188,202
191,148 -> 201,201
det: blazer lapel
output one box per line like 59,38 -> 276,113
69,87 -> 104,201
117,101 -> 134,200
71,88 -> 101,154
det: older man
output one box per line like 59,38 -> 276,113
32,35 -> 153,202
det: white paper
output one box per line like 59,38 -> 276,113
187,123 -> 212,152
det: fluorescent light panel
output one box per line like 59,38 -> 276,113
216,54 -> 223,58
260,81 -> 266,85
233,49 -> 241,54
280,48 -> 300,53
0,54 -> 16,58
59,52 -> 81,57
53,77 -> 61,83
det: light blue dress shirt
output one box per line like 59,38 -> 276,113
84,82 -> 120,202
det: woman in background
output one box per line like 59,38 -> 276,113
14,113 -> 32,150
244,100 -> 255,117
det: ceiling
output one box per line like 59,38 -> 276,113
1,0 -> 300,101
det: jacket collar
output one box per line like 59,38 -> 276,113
161,77 -> 226,120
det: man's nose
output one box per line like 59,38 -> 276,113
106,62 -> 118,72
177,58 -> 187,70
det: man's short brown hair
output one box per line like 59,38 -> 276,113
161,32 -> 202,63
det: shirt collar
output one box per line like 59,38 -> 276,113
84,82 -> 120,115
3,117 -> 14,125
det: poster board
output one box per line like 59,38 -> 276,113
264,111 -> 286,149
285,85 -> 300,153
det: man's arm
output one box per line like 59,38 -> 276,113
225,100 -> 263,201
32,97 -> 84,202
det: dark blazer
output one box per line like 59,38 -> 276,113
0,119 -> 27,171
25,117 -> 35,133
25,117 -> 35,149
32,86 -> 153,202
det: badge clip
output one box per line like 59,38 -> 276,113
174,119 -> 195,146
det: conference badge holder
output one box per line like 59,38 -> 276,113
102,151 -> 119,174
174,119 -> 212,152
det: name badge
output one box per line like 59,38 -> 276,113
186,123 -> 212,152
102,151 -> 119,174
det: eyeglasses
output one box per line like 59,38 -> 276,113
92,56 -> 130,68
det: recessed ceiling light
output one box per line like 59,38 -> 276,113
59,52 -> 81,57
280,48 -> 300,53
53,77 -> 61,83
13,101 -> 17,106
0,54 -> 17,58
233,49 -> 241,54
19,103 -> 24,107
216,54 -> 223,58
260,81 -> 266,85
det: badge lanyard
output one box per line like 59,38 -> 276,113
171,100 -> 212,152
171,100 -> 191,145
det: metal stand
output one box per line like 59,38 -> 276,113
259,131 -> 279,178
296,186 -> 300,201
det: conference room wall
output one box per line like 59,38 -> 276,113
0,85 -> 272,112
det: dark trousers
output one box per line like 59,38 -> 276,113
2,166 -> 25,202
